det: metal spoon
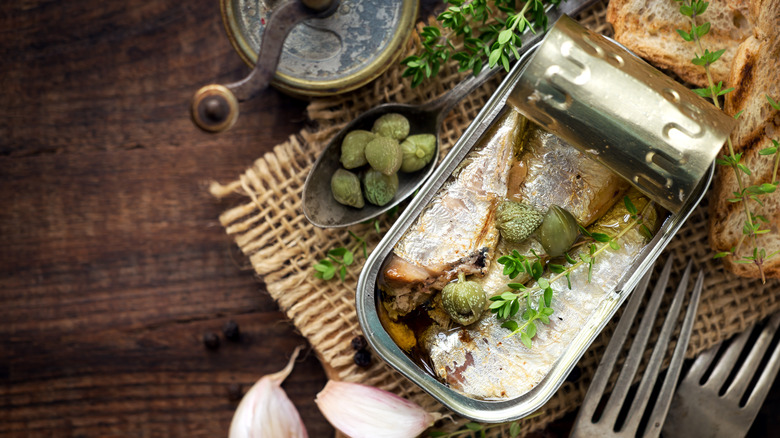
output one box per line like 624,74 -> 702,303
302,0 -> 597,228
302,65 -> 503,228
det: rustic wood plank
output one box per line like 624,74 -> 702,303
0,0 -> 308,156
0,143 -> 334,437
3,0 -> 775,436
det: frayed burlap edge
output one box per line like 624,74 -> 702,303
210,2 -> 780,436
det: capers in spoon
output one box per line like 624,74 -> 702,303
496,200 -> 544,243
372,113 -> 410,141
539,205 -> 580,257
365,136 -> 403,175
340,130 -> 375,169
330,169 -> 364,208
441,272 -> 486,326
399,134 -> 436,173
363,168 -> 398,206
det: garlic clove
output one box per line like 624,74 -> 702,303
316,380 -> 444,438
229,346 -> 308,438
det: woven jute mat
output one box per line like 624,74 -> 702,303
210,2 -> 780,435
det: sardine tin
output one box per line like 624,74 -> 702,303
355,41 -> 713,422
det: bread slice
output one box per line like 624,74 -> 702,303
607,0 -> 752,87
709,0 -> 780,279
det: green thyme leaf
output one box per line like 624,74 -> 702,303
767,94 -> 780,110
465,423 -> 483,432
676,28 -> 693,41
624,196 -> 638,215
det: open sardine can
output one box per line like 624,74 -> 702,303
355,15 -> 735,422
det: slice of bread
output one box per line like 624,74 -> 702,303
607,0 -> 752,87
709,0 -> 780,279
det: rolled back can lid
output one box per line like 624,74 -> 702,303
507,15 -> 735,214
221,0 -> 418,97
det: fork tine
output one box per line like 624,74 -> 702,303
724,312 -> 780,402
643,268 -> 703,438
598,256 -> 674,427
682,339 -> 720,382
703,324 -> 751,390
735,313 -> 780,409
620,262 -> 693,436
574,258 -> 656,425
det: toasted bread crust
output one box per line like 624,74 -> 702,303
607,0 -> 752,87
709,0 -> 780,279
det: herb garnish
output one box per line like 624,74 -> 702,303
490,198 -> 653,346
674,0 -> 780,282
313,206 -> 399,281
401,0 -> 562,87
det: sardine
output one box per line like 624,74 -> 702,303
379,109 -> 523,318
380,114 -> 628,319
422,192 -> 658,399
513,129 -> 629,226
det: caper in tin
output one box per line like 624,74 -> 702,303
496,201 -> 543,243
400,134 -> 436,173
539,205 -> 580,257
441,272 -> 486,326
331,169 -> 364,208
362,168 -> 398,206
340,130 -> 375,169
372,113 -> 410,141
365,136 -> 403,175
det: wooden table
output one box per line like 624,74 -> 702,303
1,0 -> 336,435
2,1 -> 778,437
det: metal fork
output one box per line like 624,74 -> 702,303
570,256 -> 703,438
661,311 -> 780,438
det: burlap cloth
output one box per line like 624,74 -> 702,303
210,2 -> 780,435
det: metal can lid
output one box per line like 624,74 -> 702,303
221,0 -> 418,97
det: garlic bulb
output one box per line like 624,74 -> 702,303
316,380 -> 444,438
229,346 -> 308,438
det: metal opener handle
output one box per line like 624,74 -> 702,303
191,0 -> 339,133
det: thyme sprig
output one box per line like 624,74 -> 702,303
312,231 -> 364,281
401,0 -> 561,87
490,198 -> 653,346
675,0 -> 780,282
313,207 -> 399,281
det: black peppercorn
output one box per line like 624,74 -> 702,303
354,348 -> 372,367
203,332 -> 220,350
227,383 -> 243,401
351,335 -> 368,351
223,320 -> 240,341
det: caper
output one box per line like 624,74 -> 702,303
340,130 -> 375,169
362,168 -> 398,206
365,136 -> 402,175
372,113 -> 410,141
539,205 -> 580,257
496,201 -> 544,243
399,134 -> 436,173
441,272 -> 486,326
330,169 -> 364,208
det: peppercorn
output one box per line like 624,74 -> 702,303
351,335 -> 368,351
203,332 -> 220,350
223,320 -> 240,341
227,383 -> 243,401
354,349 -> 372,367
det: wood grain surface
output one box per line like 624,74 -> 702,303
1,0 -> 778,437
1,0 -> 330,436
